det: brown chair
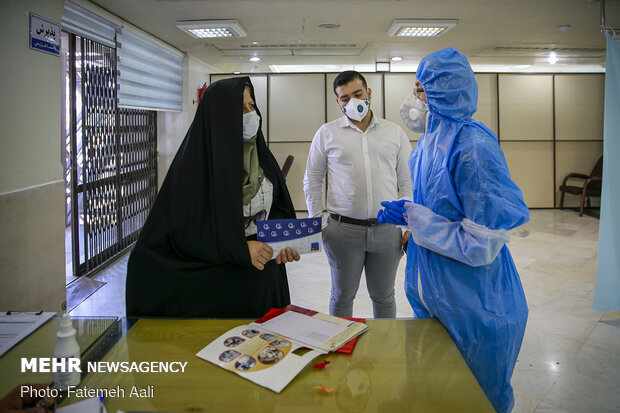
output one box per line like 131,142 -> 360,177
280,155 -> 294,179
559,156 -> 603,216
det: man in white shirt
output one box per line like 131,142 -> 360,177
303,71 -> 412,318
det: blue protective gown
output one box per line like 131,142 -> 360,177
404,48 -> 529,413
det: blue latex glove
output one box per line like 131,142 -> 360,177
377,200 -> 409,226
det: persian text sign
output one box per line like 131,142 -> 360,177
30,13 -> 60,56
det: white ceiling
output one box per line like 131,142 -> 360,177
91,0 -> 620,73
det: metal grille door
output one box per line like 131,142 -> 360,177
118,109 -> 158,248
67,34 -> 157,277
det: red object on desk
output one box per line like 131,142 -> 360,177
313,360 -> 330,369
256,305 -> 366,354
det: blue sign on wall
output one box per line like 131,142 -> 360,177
30,13 -> 60,56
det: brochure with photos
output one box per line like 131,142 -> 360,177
195,306 -> 368,393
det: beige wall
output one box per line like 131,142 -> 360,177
209,71 -> 604,212
0,0 -> 65,311
0,0 -> 64,194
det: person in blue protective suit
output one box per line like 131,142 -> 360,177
377,47 -> 529,413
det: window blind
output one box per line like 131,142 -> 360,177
117,28 -> 184,111
61,1 -> 116,48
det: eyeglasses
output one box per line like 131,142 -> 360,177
244,209 -> 267,229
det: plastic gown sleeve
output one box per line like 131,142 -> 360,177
404,202 -> 510,267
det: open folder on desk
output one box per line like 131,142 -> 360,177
196,306 -> 368,393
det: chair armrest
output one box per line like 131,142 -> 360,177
561,173 -> 589,188
583,176 -> 602,195
566,173 -> 590,180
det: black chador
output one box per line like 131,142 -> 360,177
126,77 -> 295,317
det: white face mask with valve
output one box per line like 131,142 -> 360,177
400,93 -> 428,133
242,110 -> 260,140
341,97 -> 370,122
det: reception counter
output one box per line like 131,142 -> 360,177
2,317 -> 494,412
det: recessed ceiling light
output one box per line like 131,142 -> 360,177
387,19 -> 457,37
547,52 -> 559,64
319,23 -> 341,29
233,71 -> 241,74
376,61 -> 391,72
175,19 -> 247,38
391,56 -> 403,61
249,56 -> 260,62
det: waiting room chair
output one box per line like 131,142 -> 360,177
559,156 -> 603,217
281,155 -> 294,180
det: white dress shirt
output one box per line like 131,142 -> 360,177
304,113 -> 413,220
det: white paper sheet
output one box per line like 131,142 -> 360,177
0,311 -> 55,357
255,311 -> 350,350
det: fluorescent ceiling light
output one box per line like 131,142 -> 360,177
176,19 -> 247,38
249,56 -> 260,62
376,61 -> 391,72
547,52 -> 559,64
391,56 -> 403,61
387,19 -> 457,37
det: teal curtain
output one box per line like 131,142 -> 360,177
593,33 -> 620,312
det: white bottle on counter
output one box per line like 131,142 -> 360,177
53,313 -> 81,390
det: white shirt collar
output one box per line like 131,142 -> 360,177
338,111 -> 379,132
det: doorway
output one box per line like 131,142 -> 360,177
61,31 -> 157,306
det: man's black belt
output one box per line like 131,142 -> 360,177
330,213 -> 379,227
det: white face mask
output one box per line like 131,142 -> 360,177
242,110 -> 260,140
400,93 -> 428,133
342,97 -> 370,122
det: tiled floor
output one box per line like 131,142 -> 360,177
69,209 -> 620,413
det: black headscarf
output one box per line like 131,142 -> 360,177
126,77 -> 295,318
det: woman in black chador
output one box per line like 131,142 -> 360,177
126,77 -> 299,318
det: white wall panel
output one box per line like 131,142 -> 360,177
269,74 -> 325,142
474,73 -> 498,135
501,141 -> 554,208
499,75 -> 553,141
555,74 -> 605,141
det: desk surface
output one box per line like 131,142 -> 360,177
0,316 -> 118,396
62,318 -> 494,413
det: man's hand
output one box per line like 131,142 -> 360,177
275,247 -> 301,264
402,230 -> 410,246
247,241 -> 273,270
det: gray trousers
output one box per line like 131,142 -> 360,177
323,217 -> 403,318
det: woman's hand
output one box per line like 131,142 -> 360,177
247,241 -> 273,270
275,247 -> 300,264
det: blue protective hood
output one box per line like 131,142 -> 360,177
417,47 -> 478,122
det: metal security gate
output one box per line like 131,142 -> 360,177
117,109 -> 158,249
65,33 -> 157,278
